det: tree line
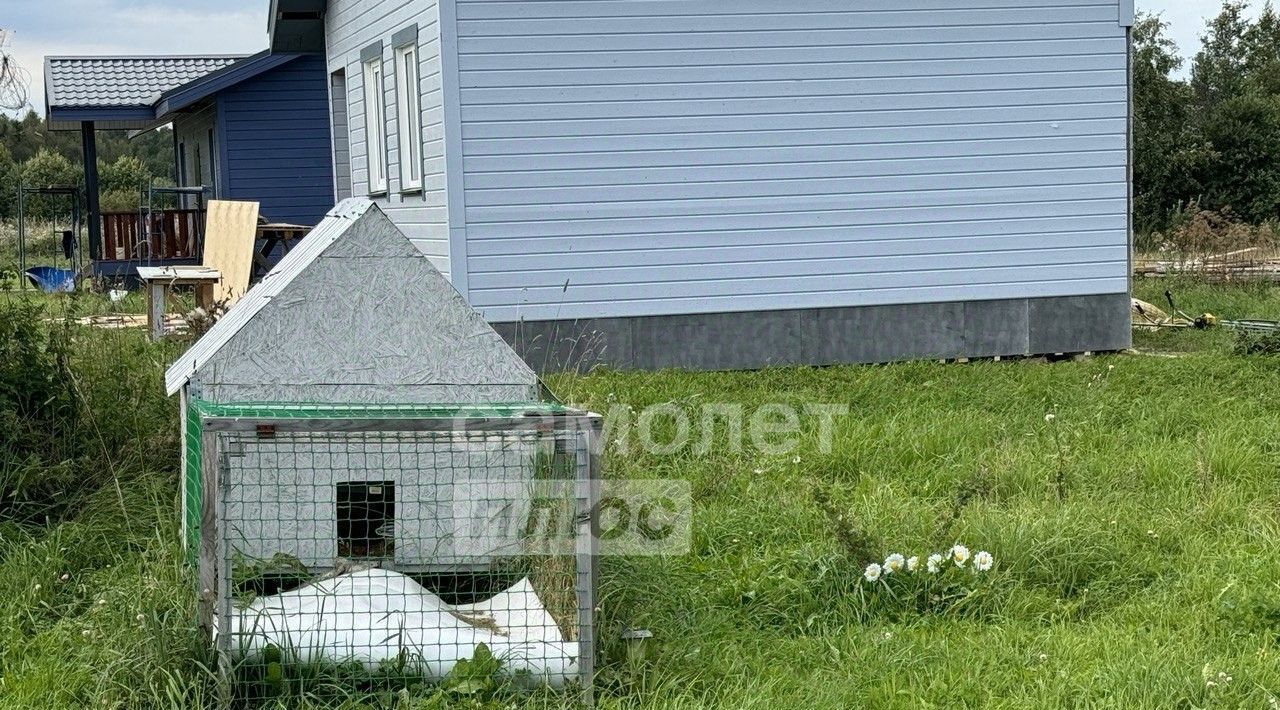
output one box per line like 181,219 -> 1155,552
1136,2 -> 1280,237
0,110 -> 174,220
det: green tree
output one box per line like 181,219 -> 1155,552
1132,13 -> 1214,233
0,143 -> 16,219
1201,92 -> 1280,220
1192,1 -> 1253,110
1188,1 -> 1280,222
19,149 -> 78,221
99,154 -> 148,210
1240,2 -> 1280,92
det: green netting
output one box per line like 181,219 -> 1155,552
183,399 -> 571,564
190,399 -> 570,419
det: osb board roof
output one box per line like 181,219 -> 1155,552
165,199 -> 539,404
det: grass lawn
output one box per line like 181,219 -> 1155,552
4,278 -> 1280,708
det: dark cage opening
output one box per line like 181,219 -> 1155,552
336,481 -> 396,559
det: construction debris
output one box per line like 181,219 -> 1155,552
1135,247 -> 1280,281
72,313 -> 187,332
1132,291 -> 1280,334
1131,298 -> 1176,330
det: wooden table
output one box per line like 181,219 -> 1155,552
136,265 -> 222,340
253,222 -> 311,278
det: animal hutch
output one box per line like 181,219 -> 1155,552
165,200 -> 602,703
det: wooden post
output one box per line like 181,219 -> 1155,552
197,424 -> 220,638
195,282 -> 215,312
576,415 -> 603,707
147,282 -> 167,340
81,122 -> 102,262
16,184 -> 25,288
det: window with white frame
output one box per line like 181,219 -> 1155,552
394,42 -> 422,191
362,55 -> 387,194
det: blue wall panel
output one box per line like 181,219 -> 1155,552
452,0 -> 1132,323
218,54 -> 335,225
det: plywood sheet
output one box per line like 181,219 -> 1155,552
202,200 -> 260,305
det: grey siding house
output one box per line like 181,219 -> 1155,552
270,0 -> 1135,371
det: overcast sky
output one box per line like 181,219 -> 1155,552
0,0 -> 1255,117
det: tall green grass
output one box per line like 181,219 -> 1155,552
4,282 -> 1280,707
0,294 -> 210,709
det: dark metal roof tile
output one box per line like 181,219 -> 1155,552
45,56 -> 243,108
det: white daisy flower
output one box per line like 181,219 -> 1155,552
884,553 -> 905,574
906,556 -> 920,572
974,550 -> 994,572
1044,413 -> 1056,423
951,544 -> 971,567
863,563 -> 882,583
926,553 -> 944,574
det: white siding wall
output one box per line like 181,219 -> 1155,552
327,0 -> 449,273
451,0 -> 1131,322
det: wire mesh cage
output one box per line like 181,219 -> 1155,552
188,401 -> 602,705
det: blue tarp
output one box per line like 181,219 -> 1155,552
24,267 -> 77,293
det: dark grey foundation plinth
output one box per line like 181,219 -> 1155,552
492,293 -> 1132,373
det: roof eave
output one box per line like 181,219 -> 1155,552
152,51 -> 303,118
269,0 -> 326,53
46,105 -> 157,131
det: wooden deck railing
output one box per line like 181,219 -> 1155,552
101,209 -> 204,262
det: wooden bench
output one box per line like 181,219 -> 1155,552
137,265 -> 222,340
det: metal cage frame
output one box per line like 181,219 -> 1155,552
196,408 -> 603,705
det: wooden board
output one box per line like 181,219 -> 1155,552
201,200 -> 260,305
136,265 -> 222,282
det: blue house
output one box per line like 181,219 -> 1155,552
270,0 -> 1135,371
44,51 -> 335,276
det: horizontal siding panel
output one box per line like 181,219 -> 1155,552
461,87 -> 1127,122
462,119 -> 1126,156
458,23 -> 1122,54
462,102 -> 1126,139
464,135 -> 1128,172
471,229 -> 1124,269
472,278 -> 1129,322
460,55 -> 1125,88
459,0 -> 1116,18
459,8 -> 1118,34
460,38 -> 1123,70
472,246 -> 1129,289
466,198 -> 1128,239
465,183 -> 1126,223
220,156 -> 334,170
468,214 -> 1128,256
467,150 -> 1122,188
470,262 -> 1129,304
466,166 -> 1127,207
459,70 -> 1126,105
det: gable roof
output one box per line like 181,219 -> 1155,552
45,55 -> 242,107
45,55 -> 241,129
44,51 -> 311,130
152,51 -> 303,118
165,199 -> 539,404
